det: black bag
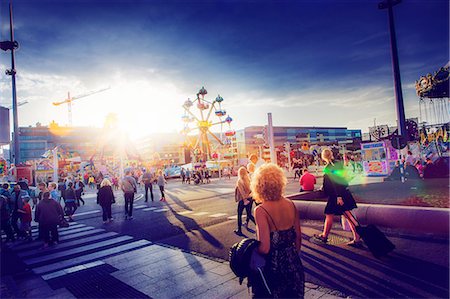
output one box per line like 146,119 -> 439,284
344,211 -> 395,258
229,238 -> 259,284
356,224 -> 395,258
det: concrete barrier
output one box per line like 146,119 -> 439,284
288,199 -> 450,236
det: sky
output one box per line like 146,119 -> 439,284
0,0 -> 448,140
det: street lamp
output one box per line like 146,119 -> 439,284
379,0 -> 407,143
1,2 -> 20,165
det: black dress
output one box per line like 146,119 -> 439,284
254,205 -> 305,298
323,161 -> 357,215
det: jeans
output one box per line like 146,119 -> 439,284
41,224 -> 59,244
11,213 -> 24,237
124,192 -> 134,217
65,201 -> 78,216
159,186 -> 165,198
76,189 -> 85,205
1,219 -> 15,241
144,184 -> 154,201
101,204 -> 112,221
237,199 -> 255,230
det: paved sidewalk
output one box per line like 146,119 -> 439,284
1,242 -> 344,299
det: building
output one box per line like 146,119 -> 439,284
17,122 -> 104,163
236,126 -> 362,160
136,133 -> 187,165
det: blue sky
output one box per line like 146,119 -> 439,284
0,0 -> 448,138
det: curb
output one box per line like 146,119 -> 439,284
288,199 -> 450,236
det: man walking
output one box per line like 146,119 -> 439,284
142,169 -> 154,202
122,170 -> 137,220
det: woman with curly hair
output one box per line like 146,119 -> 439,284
251,163 -> 304,298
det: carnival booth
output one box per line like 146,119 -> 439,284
361,141 -> 401,176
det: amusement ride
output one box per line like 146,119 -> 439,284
181,87 -> 235,164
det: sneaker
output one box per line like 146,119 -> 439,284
109,218 -> 114,222
234,229 -> 242,235
128,216 -> 134,220
310,234 -> 328,245
103,221 -> 108,224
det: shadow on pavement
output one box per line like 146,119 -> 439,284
300,233 -> 449,298
166,204 -> 224,250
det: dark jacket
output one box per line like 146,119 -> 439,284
97,185 -> 115,206
322,161 -> 348,199
35,199 -> 64,226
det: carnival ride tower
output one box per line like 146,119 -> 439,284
182,87 -> 234,163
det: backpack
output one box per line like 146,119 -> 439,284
229,238 -> 259,285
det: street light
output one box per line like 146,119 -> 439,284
379,0 -> 407,144
1,2 -> 20,165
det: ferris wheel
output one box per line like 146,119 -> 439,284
181,87 -> 235,163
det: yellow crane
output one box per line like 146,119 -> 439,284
52,87 -> 110,126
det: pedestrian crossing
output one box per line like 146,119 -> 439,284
7,222 -> 152,278
130,204 -> 245,220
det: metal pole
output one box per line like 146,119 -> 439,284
267,113 -> 276,164
9,1 -> 20,165
379,0 -> 407,138
52,147 -> 58,182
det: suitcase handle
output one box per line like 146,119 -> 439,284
342,210 -> 361,227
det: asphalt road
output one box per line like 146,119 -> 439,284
68,177 -> 449,298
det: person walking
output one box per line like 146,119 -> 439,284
311,148 -> 361,246
74,178 -> 85,206
157,170 -> 167,202
250,163 -> 305,298
185,168 -> 191,184
180,168 -> 186,184
0,183 -> 15,242
10,185 -> 29,238
64,182 -> 78,222
35,191 -> 64,248
142,170 -> 154,202
234,166 -> 255,235
97,178 -> 115,224
122,170 -> 137,220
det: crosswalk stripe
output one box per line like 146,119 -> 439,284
73,210 -> 101,216
59,226 -> 95,236
24,235 -> 133,266
209,213 -> 227,218
153,208 -> 169,212
134,205 -> 147,209
192,212 -> 208,216
33,239 -> 152,274
143,207 -> 157,211
228,215 -> 237,220
178,210 -> 194,215
11,228 -> 105,252
42,261 -> 106,281
18,231 -> 118,258
30,223 -> 85,234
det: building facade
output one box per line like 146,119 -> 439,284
236,126 -> 362,160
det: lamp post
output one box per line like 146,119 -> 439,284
1,1 -> 20,165
379,0 -> 407,139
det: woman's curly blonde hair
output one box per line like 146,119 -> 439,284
250,163 -> 286,203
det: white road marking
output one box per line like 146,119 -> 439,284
178,210 -> 194,215
209,213 -> 227,218
192,212 -> 208,216
73,210 -> 101,216
143,207 -> 158,211
153,208 -> 169,212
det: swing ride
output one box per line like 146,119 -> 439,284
415,62 -> 449,157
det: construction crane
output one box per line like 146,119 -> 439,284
52,87 -> 110,126
5,99 -> 28,109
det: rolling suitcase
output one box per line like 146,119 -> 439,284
343,211 -> 395,258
